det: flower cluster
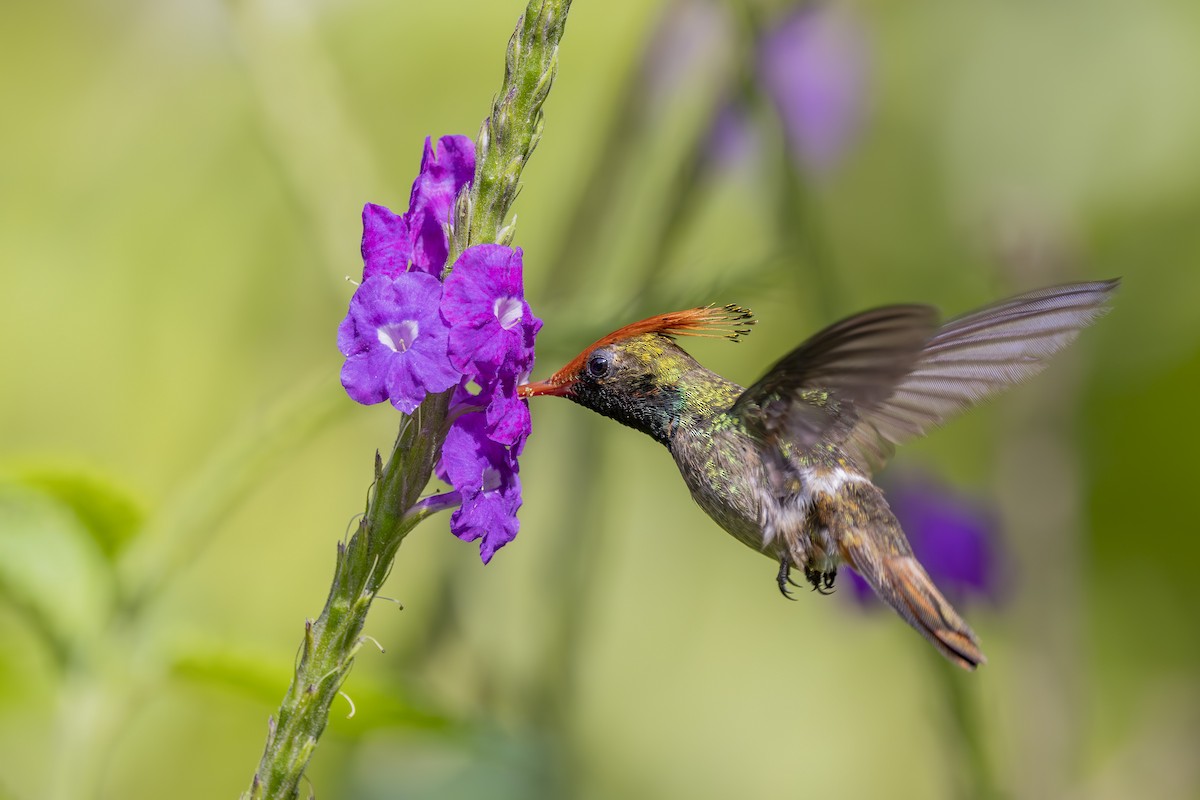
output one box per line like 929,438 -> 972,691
337,135 -> 541,562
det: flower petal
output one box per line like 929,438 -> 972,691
340,351 -> 388,405
338,272 -> 462,411
452,479 -> 522,564
438,421 -> 487,493
484,369 -> 532,448
361,203 -> 414,280
443,245 -> 538,376
408,135 -> 476,275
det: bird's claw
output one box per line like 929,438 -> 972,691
776,557 -> 799,601
804,565 -> 837,596
780,558 -> 837,599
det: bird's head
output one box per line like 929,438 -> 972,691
518,305 -> 754,441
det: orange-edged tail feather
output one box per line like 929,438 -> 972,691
816,483 -> 985,670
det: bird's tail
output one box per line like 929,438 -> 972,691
865,552 -> 985,670
816,483 -> 986,670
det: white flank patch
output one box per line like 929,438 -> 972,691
755,467 -> 867,550
803,467 -> 867,499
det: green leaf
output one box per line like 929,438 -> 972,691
0,483 -> 115,662
13,466 -> 144,560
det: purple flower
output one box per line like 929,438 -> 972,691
758,4 -> 867,175
407,135 -> 476,275
339,135 -> 539,563
441,244 -> 540,447
437,414 -> 522,563
704,96 -> 759,171
848,473 -> 1001,607
338,273 -> 461,414
360,134 -> 475,280
481,366 -> 532,452
452,363 -> 533,450
443,244 -> 540,376
342,134 -> 476,410
642,0 -> 732,110
360,203 -> 413,281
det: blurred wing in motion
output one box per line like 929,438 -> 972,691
731,305 -> 939,448
845,279 -> 1120,472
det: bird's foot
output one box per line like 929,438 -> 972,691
776,557 -> 801,601
804,564 -> 837,596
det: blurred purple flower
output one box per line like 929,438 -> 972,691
705,96 -> 760,171
643,0 -> 732,111
848,474 -> 1001,606
437,413 -> 523,563
337,273 -> 460,414
758,4 -> 867,174
361,134 -> 475,279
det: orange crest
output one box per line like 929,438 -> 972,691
519,304 -> 754,396
584,304 -> 756,348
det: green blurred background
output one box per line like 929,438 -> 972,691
2,0 -> 1199,798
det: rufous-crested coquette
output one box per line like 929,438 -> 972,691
519,280 -> 1118,669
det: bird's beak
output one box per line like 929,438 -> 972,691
518,377 -> 572,398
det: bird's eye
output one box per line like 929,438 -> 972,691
586,351 -> 610,378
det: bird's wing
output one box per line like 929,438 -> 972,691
730,305 -> 939,448
843,279 -> 1119,473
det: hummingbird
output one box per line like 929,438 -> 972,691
519,280 -> 1118,669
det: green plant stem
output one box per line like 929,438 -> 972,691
246,1 -> 573,796
246,396 -> 448,800
930,652 -> 1002,800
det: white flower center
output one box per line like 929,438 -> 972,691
481,466 -> 502,493
377,320 -> 419,353
493,296 -> 523,331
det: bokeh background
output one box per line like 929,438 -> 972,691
3,0 -> 1200,798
